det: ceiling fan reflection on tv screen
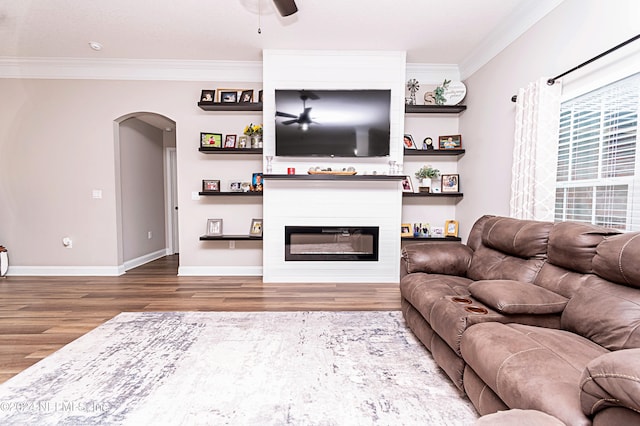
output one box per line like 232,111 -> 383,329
275,90 -> 320,131
274,89 -> 391,158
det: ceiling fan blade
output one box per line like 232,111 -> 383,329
282,119 -> 299,125
276,111 -> 298,119
273,0 -> 298,16
301,90 -> 319,100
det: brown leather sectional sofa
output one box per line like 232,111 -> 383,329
400,215 -> 640,425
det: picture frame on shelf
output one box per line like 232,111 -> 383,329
401,176 -> 414,193
218,89 -> 240,103
206,218 -> 223,236
201,132 -> 222,148
441,174 -> 460,192
200,90 -> 215,103
240,182 -> 251,192
249,218 -> 263,237
202,179 -> 220,192
258,90 -> 263,103
237,135 -> 249,149
432,226 -> 444,237
401,223 -> 412,237
229,181 -> 242,192
445,220 -> 459,237
239,90 -> 253,103
224,134 -> 237,148
403,134 -> 416,149
251,173 -> 263,191
438,134 -> 462,150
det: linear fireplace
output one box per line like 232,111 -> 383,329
285,226 -> 379,261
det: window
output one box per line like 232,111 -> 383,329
555,73 -> 640,231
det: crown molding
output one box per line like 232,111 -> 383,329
405,63 -> 460,84
459,0 -> 565,80
0,57 -> 263,82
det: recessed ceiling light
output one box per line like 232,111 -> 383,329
88,41 -> 103,51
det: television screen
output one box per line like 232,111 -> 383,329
275,89 -> 391,157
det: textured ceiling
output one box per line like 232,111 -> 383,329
0,0 -> 561,65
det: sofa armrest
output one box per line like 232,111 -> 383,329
401,243 -> 473,276
580,348 -> 640,417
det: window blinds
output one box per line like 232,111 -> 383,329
555,73 -> 640,231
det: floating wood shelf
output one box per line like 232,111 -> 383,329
199,192 -> 263,196
198,102 -> 263,111
199,147 -> 262,154
264,174 -> 405,181
199,235 -> 263,241
403,192 -> 463,198
401,236 -> 462,242
405,105 -> 466,114
404,149 -> 465,156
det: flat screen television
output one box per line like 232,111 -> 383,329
275,89 -> 391,157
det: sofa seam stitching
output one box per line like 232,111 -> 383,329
495,347 -> 544,395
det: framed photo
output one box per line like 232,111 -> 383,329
401,223 -> 413,237
237,135 -> 249,149
403,134 -> 416,149
206,218 -> 223,236
441,174 -> 460,193
217,89 -> 241,103
432,226 -> 444,237
252,173 -> 263,191
201,132 -> 222,148
240,182 -> 251,192
239,90 -> 253,103
229,181 -> 242,192
438,134 -> 462,150
258,90 -> 263,103
401,176 -> 414,193
445,220 -> 459,237
202,179 -> 220,192
249,218 -> 263,237
200,90 -> 215,103
224,134 -> 237,148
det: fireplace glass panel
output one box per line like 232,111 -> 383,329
285,226 -> 379,261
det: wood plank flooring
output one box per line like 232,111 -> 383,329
0,255 -> 400,384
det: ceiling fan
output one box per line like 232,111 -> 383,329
276,91 -> 319,130
273,0 -> 298,16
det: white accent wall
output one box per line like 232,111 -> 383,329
262,50 -> 406,283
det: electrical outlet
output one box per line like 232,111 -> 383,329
148,231 -> 152,239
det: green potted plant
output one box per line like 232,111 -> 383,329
415,165 -> 440,192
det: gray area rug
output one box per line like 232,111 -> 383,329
0,311 -> 478,425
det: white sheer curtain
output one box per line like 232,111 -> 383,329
510,77 -> 563,220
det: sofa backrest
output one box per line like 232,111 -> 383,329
466,216 -> 553,283
534,222 -> 620,298
561,231 -> 640,350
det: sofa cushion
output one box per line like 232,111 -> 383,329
469,280 -> 568,314
400,273 -> 473,324
592,231 -> 640,289
561,276 -> 640,350
467,215 -> 495,252
481,216 -> 553,259
580,348 -> 640,417
401,243 -> 473,275
547,221 -> 620,273
534,263 -> 594,298
461,322 -> 608,426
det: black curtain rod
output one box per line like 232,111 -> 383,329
511,33 -> 640,102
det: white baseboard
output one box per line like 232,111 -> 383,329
178,266 -> 263,276
7,266 -> 124,276
123,249 -> 170,272
7,249 -> 170,276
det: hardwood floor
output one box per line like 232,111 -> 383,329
0,255 -> 400,384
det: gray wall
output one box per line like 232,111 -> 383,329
119,118 -> 166,263
457,0 -> 640,240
